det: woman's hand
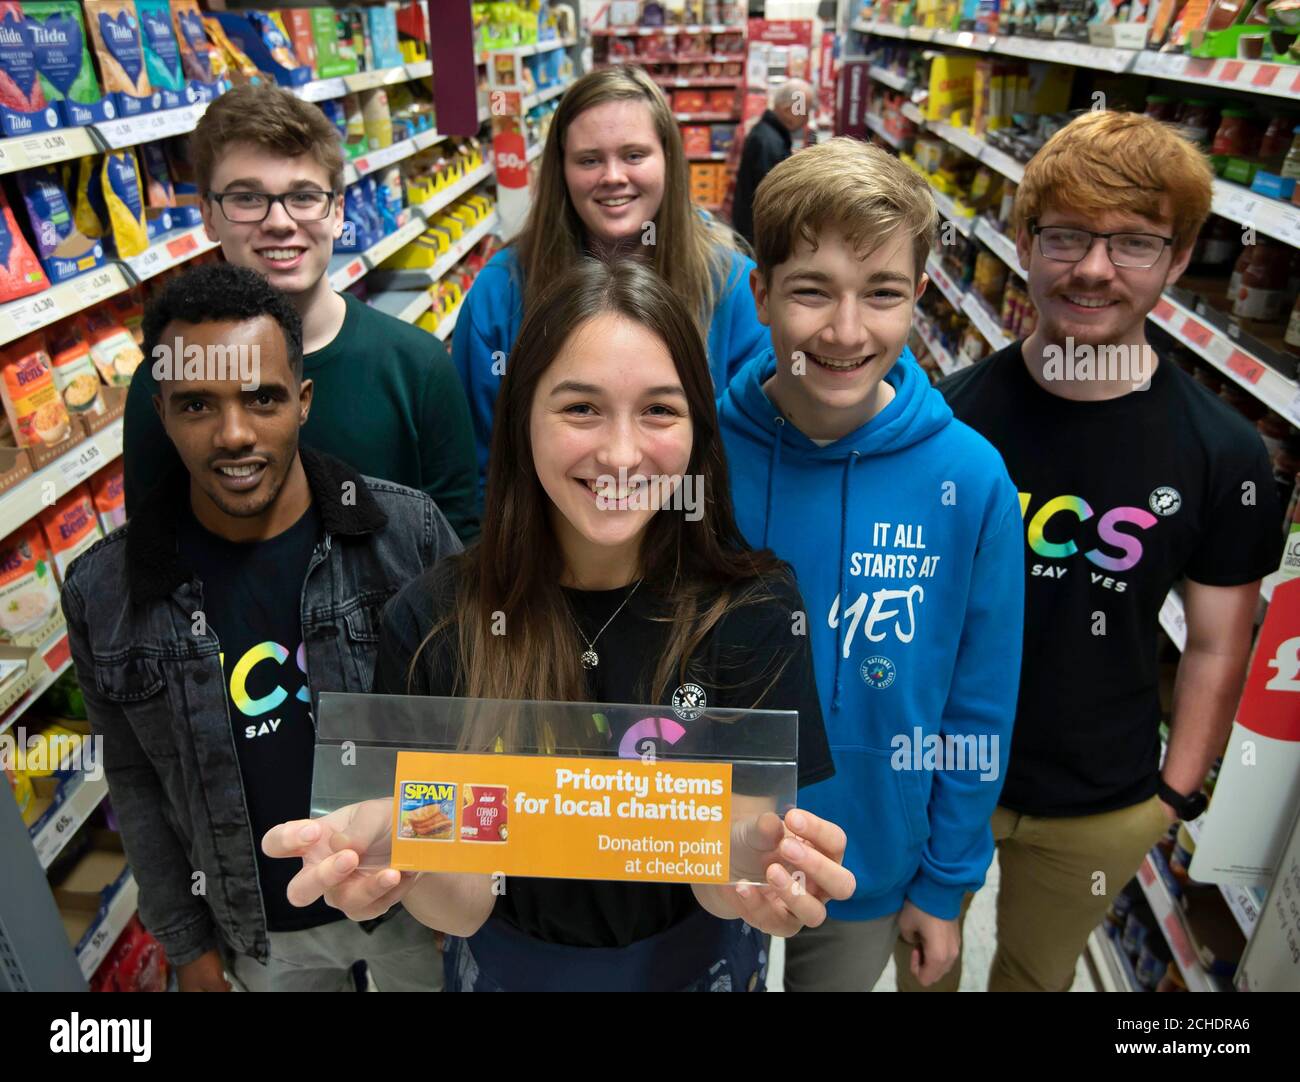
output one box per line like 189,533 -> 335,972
261,799 -> 420,921
696,808 -> 856,937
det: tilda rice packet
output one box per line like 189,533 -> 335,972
84,0 -> 152,101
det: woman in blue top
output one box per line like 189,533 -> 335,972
453,65 -> 770,495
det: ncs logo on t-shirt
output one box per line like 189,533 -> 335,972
221,641 -> 309,736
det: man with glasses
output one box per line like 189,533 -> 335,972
904,111 -> 1278,991
121,84 -> 480,541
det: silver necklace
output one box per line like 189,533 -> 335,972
572,579 -> 643,670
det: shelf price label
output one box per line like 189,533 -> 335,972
20,131 -> 71,165
1180,317 -> 1212,349
72,268 -> 117,303
1226,350 -> 1264,385
1252,64 -> 1279,88
58,441 -> 102,487
11,291 -> 64,333
165,231 -> 199,261
1161,912 -> 1197,971
1151,299 -> 1175,325
1217,60 -> 1244,83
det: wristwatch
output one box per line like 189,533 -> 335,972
1157,778 -> 1208,821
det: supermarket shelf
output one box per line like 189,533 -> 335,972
928,121 -> 1027,185
123,224 -> 221,284
652,76 -> 743,88
480,36 -> 577,61
961,291 -> 1011,351
415,162 -> 495,218
1088,925 -> 1139,992
868,65 -> 910,92
853,19 -> 1300,99
1159,588 -> 1187,652
361,216 -> 430,271
32,772 -> 110,871
0,620 -> 72,736
614,54 -> 742,66
369,288 -> 433,325
916,315 -> 965,377
973,219 -> 1026,279
0,264 -> 132,348
526,141 -> 544,162
343,127 -> 445,186
0,419 -> 124,545
0,127 -> 100,176
1182,814 -> 1266,940
368,212 -> 501,291
925,254 -> 965,311
1148,293 -> 1300,428
592,25 -> 741,36
928,187 -> 972,237
673,112 -> 740,122
1210,178 -> 1300,250
328,251 -> 370,292
1136,852 -> 1225,992
435,296 -> 466,341
901,101 -> 925,125
864,113 -> 902,150
76,873 -> 138,980
294,60 -> 433,103
523,81 -> 571,110
686,152 -> 729,161
93,101 -> 210,151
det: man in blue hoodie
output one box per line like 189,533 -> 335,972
717,138 -> 1025,991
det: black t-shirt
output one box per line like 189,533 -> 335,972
941,343 -> 1279,817
177,501 -> 341,932
373,560 -> 834,948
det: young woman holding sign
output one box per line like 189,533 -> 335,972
263,260 -> 854,992
451,65 -> 770,497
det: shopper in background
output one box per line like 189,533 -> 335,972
718,138 -> 1024,991
264,259 -> 856,991
451,65 -> 770,499
919,110 -> 1279,991
122,84 -> 481,542
63,265 -> 460,991
729,78 -> 814,247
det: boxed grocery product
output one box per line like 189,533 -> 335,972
83,0 -> 154,116
709,124 -> 734,155
24,0 -> 113,126
135,0 -> 185,109
91,915 -> 169,993
212,11 -> 308,87
360,87 -> 392,149
0,1 -> 62,137
367,2 -> 403,69
46,318 -> 105,418
681,124 -> 711,156
15,166 -> 107,284
51,829 -> 129,910
39,485 -> 103,580
90,462 -> 125,532
0,332 -> 71,448
201,14 -> 259,85
279,7 -> 317,73
707,88 -> 737,114
673,88 -> 707,114
310,6 -> 355,78
925,53 -> 976,124
0,522 -> 60,643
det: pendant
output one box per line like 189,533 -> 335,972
581,649 -> 599,669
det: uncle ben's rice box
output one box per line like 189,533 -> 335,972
0,523 -> 60,642
38,484 -> 102,580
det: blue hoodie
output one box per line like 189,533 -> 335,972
451,244 -> 769,497
717,350 -> 1025,921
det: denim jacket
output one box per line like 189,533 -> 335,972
60,447 -> 461,966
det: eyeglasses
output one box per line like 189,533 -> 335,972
1029,221 -> 1174,269
207,189 -> 337,223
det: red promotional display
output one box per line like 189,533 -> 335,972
1235,577 -> 1300,744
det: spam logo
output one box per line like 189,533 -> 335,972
403,781 -> 455,802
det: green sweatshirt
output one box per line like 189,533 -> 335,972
124,292 -> 481,542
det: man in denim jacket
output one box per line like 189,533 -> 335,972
62,264 -> 460,991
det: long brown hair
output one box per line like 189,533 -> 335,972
411,259 -> 789,752
513,66 -> 736,333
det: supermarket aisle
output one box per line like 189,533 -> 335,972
766,854 -> 1097,991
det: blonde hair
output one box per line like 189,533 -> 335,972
1014,110 -> 1213,253
751,137 -> 937,281
513,66 -> 735,329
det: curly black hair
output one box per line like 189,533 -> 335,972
142,262 -> 305,381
